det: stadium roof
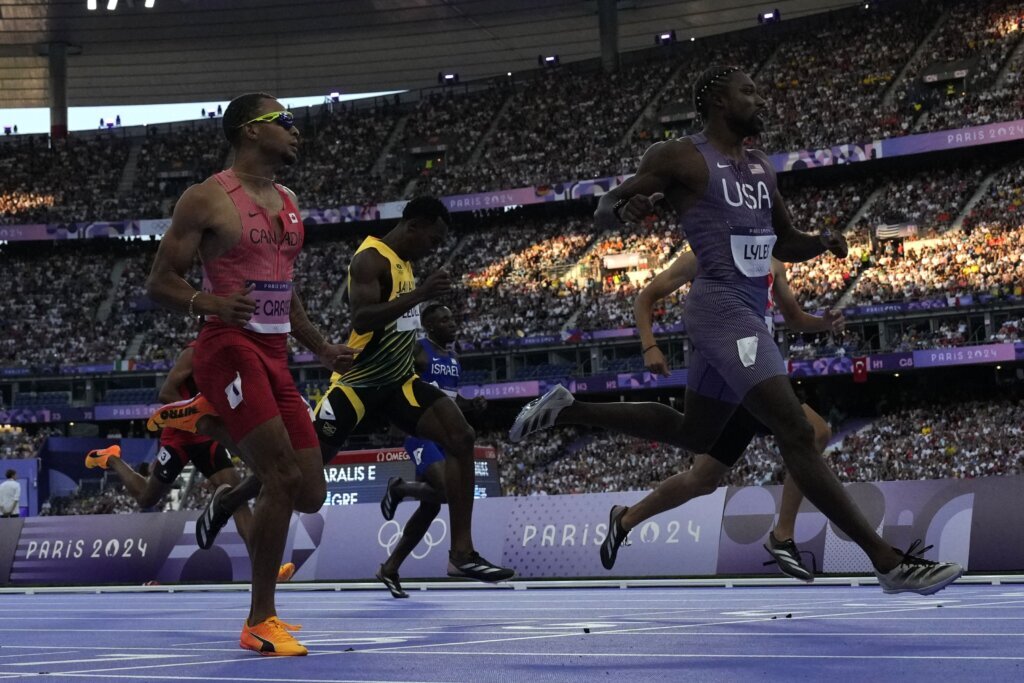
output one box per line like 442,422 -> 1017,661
0,0 -> 846,108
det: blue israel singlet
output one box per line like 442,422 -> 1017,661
404,337 -> 461,476
418,337 -> 461,398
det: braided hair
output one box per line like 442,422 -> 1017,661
692,65 -> 742,123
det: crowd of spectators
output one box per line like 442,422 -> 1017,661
848,222 -> 1024,305
901,0 -> 1024,95
278,103 -> 405,208
0,242 -> 125,366
964,158 -> 1024,230
130,124 -> 228,219
0,428 -> 54,459
0,3 -> 1021,226
445,213 -> 594,342
992,316 -> 1023,341
862,164 -> 989,234
919,87 -> 1024,132
490,398 -> 1024,496
758,1 -> 936,153
405,88 -> 510,198
0,134 -> 131,224
830,399 -> 1024,481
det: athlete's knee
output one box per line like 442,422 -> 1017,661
690,459 -> 724,496
420,501 -> 442,517
294,475 -> 327,514
442,423 -> 475,457
691,473 -> 719,497
260,460 -> 303,498
776,415 -> 816,456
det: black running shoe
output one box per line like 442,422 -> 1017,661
447,551 -> 515,583
763,531 -> 815,583
376,565 -> 409,599
196,483 -> 233,550
875,539 -> 963,595
600,505 -> 630,570
380,477 -> 404,521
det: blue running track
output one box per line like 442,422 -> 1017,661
0,583 -> 1023,682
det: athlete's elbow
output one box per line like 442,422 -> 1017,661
350,313 -> 373,334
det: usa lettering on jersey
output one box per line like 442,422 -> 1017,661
721,179 -> 772,210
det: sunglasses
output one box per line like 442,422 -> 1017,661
237,110 -> 295,130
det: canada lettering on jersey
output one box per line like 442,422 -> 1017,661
721,179 -> 773,210
249,228 -> 300,247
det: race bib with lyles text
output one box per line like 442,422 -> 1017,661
729,225 -> 777,278
245,280 -> 292,334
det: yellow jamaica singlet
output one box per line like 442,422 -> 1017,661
333,236 -> 420,387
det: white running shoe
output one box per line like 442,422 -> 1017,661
874,540 -> 964,595
508,385 -> 575,443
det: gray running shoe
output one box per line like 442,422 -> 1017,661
875,540 -> 964,595
508,385 -> 574,443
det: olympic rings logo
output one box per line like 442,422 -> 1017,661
378,518 -> 447,559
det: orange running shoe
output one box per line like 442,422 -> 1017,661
278,562 -> 296,583
240,616 -> 307,656
146,394 -> 218,433
85,444 -> 121,469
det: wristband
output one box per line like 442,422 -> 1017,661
642,344 -> 659,354
188,291 -> 200,318
612,198 -> 629,222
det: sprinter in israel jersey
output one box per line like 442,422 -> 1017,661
375,303 -> 489,598
509,65 -> 964,596
310,197 -> 513,587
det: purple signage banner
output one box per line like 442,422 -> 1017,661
304,500 -> 511,581
93,404 -> 162,421
913,344 -> 1017,368
503,489 -> 724,578
868,352 -> 915,372
0,519 -> 23,584
0,406 -> 90,425
788,356 -> 854,377
460,381 -> 540,400
3,476 -> 1023,585
717,476 -> 1024,575
770,118 -> 1024,172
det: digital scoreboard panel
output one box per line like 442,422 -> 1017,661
322,446 -> 501,506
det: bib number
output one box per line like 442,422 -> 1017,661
397,303 -> 421,332
730,233 -> 777,278
245,280 -> 292,334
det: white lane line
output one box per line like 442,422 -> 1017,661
6,654 -> 199,667
20,674 -> 458,683
349,597 -> 1009,655
0,649 -> 78,660
348,650 -> 1024,662
36,650 -> 354,677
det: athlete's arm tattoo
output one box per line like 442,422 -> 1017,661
289,290 -> 328,355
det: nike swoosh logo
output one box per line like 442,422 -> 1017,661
716,162 -> 731,168
248,210 -> 259,217
249,632 -> 275,652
